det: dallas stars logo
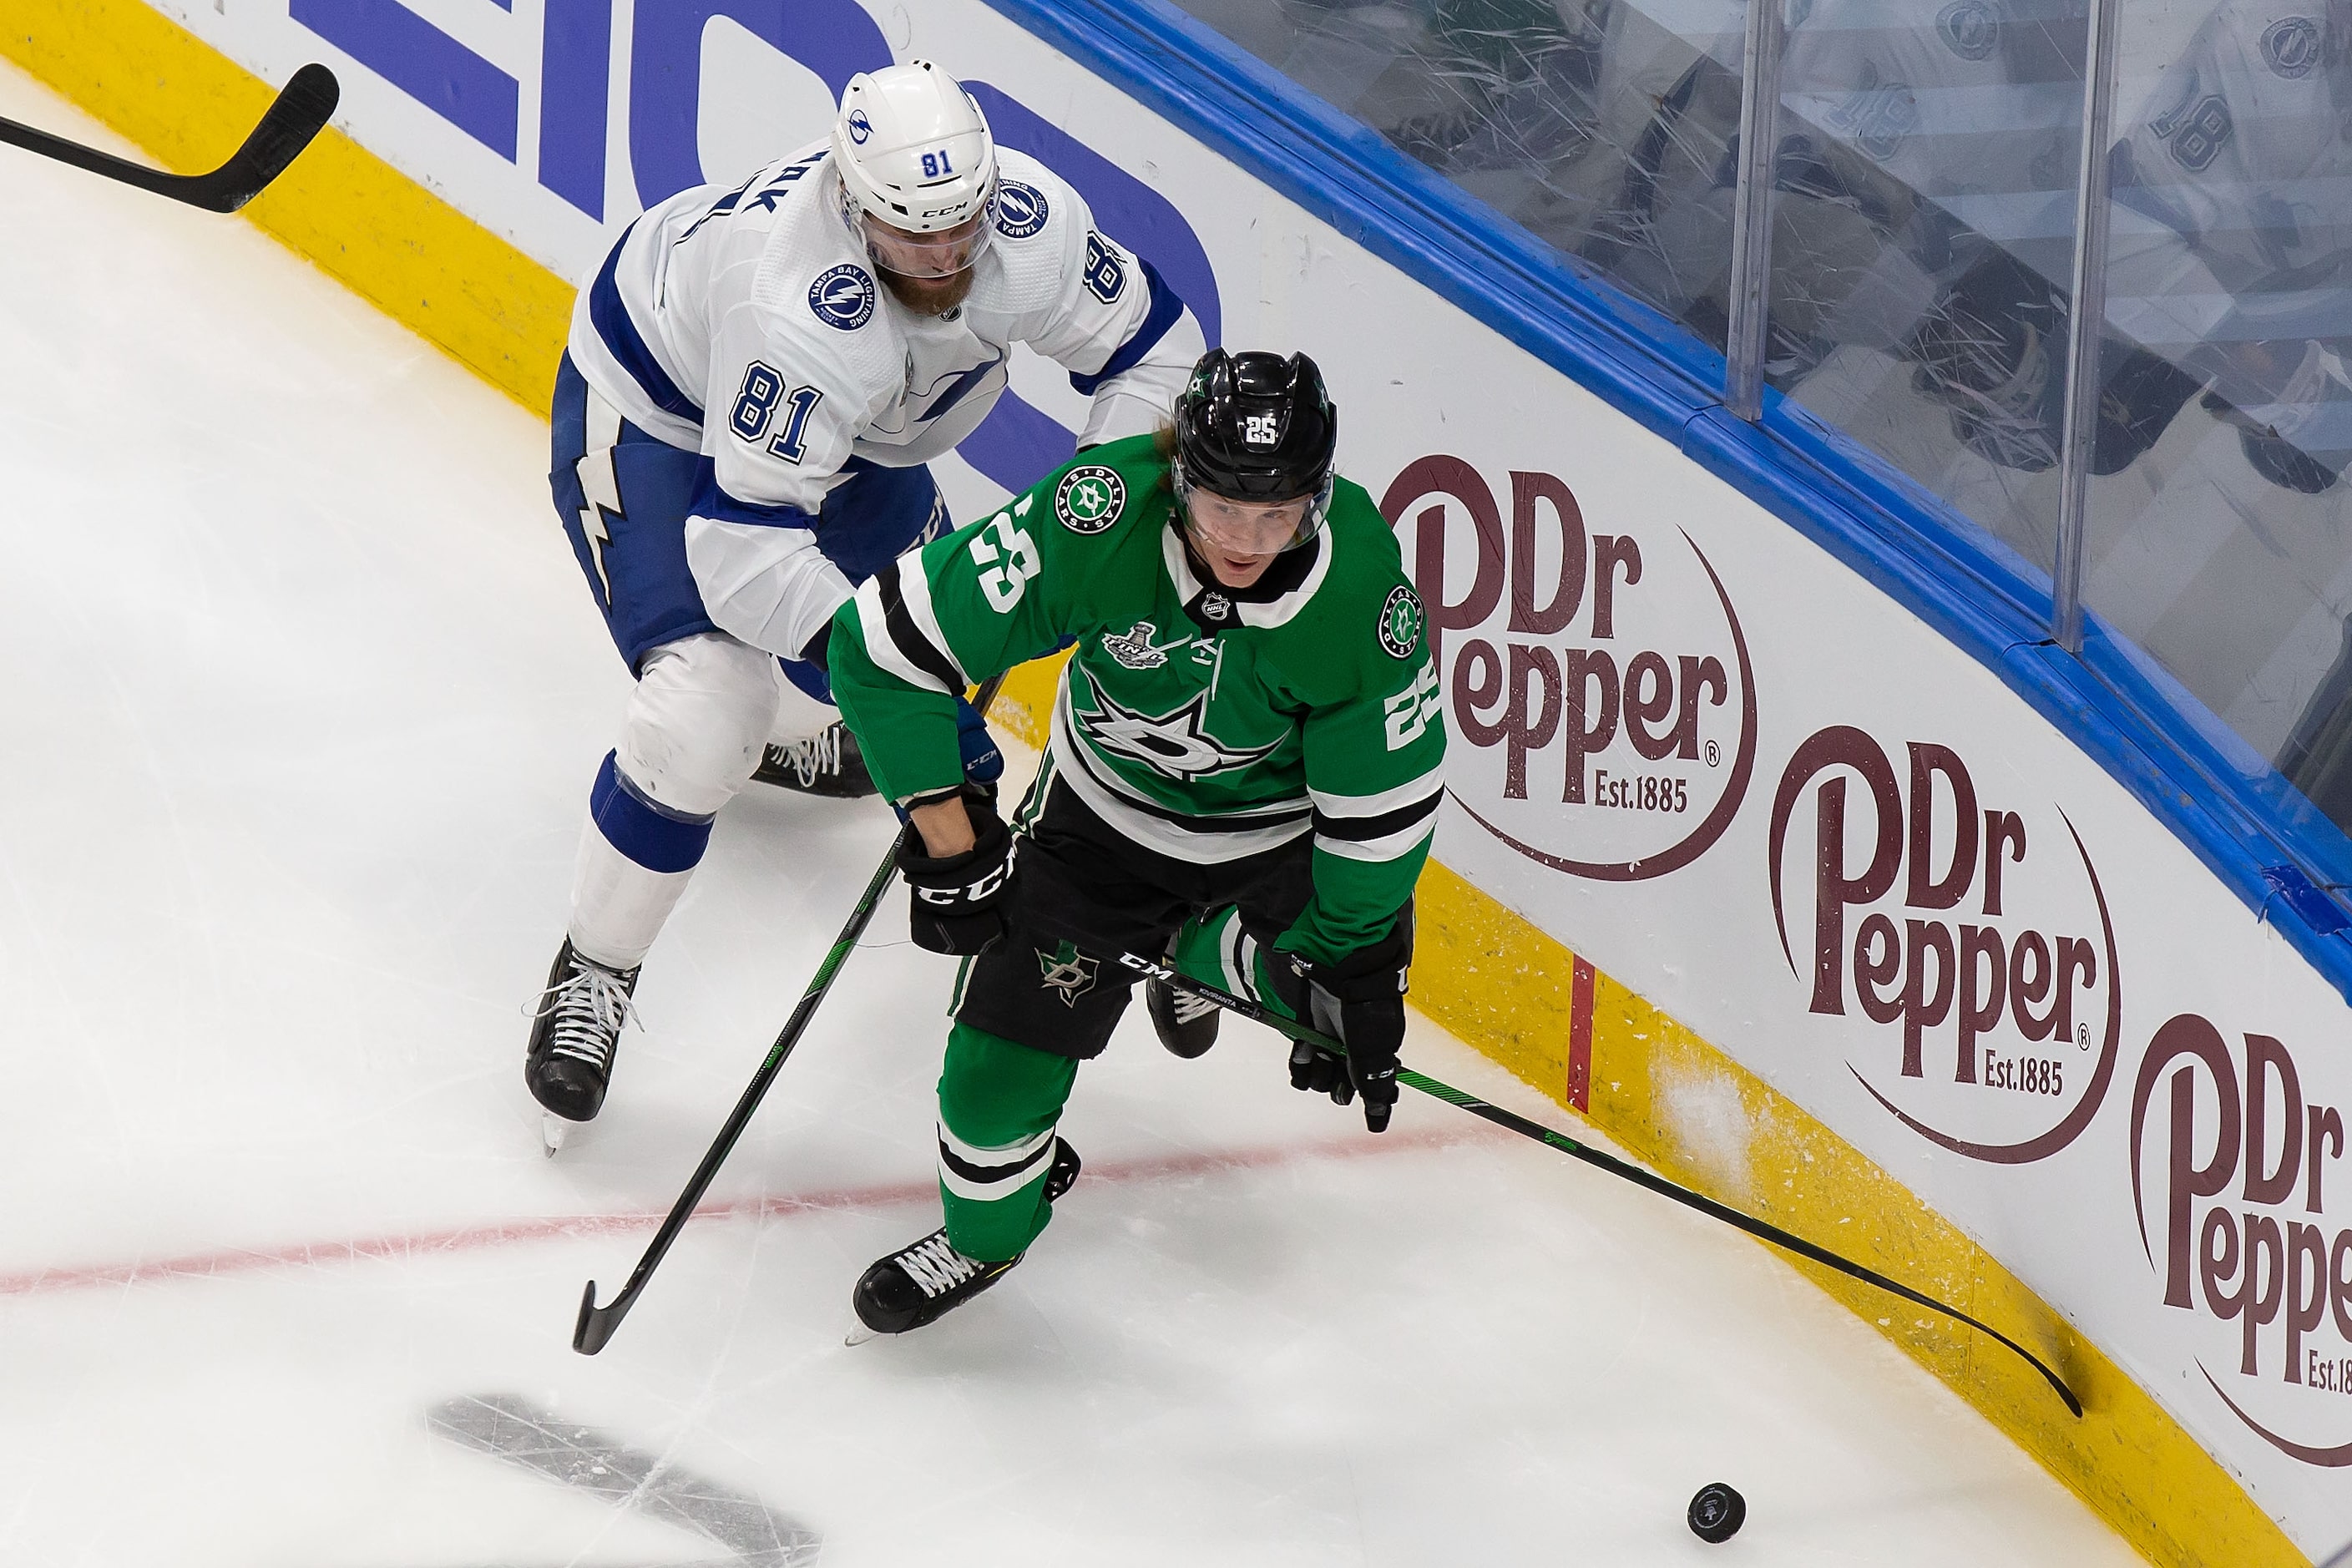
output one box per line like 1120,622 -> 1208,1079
1075,672 -> 1282,781
1036,943 -> 1099,1005
1054,464 -> 1125,534
1378,584 -> 1424,660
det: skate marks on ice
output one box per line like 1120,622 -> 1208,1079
428,1393 -> 822,1567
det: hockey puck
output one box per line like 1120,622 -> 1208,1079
1687,1481 -> 1745,1543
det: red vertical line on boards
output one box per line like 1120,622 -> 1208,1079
1567,954 -> 1596,1111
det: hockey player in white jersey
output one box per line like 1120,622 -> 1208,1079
529,60 -> 1205,1150
2109,0 -> 2352,493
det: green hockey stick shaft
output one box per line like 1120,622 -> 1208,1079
574,672 -> 1008,1355
1105,948 -> 2083,1419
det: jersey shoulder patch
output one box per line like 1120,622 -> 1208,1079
2261,15 -> 2322,78
994,179 -> 1050,239
1378,583 -> 1425,660
807,263 -> 877,331
1055,463 -> 1127,534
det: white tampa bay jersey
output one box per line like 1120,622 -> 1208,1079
2110,0 -> 2352,322
564,141 -> 1205,660
1778,0 -> 2086,207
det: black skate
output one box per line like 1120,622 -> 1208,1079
751,721 -> 877,797
525,938 -> 640,1156
850,1141 -> 1080,1338
1146,964 -> 1220,1058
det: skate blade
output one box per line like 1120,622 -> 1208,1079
541,1113 -> 576,1157
843,1323 -> 884,1347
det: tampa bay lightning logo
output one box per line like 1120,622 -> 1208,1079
807,264 -> 876,331
993,180 -> 1049,239
2261,16 -> 2321,78
1935,0 -> 1999,60
847,108 -> 873,144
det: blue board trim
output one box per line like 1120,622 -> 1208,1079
979,0 -> 2352,999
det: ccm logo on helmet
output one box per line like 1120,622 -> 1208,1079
807,264 -> 877,331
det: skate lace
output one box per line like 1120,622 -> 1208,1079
533,958 -> 639,1070
1169,985 -> 1221,1024
778,725 -> 843,787
897,1232 -> 984,1298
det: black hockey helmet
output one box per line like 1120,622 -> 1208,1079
1171,349 -> 1337,550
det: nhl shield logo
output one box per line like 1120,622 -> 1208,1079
1378,584 -> 1424,660
1036,943 -> 1100,1005
1055,465 -> 1126,534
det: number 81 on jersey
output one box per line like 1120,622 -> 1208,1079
729,361 -> 823,463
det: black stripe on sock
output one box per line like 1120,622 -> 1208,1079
938,1136 -> 1054,1189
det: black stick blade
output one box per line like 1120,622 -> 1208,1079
0,63 -> 338,214
574,1279 -> 625,1355
206,63 -> 340,212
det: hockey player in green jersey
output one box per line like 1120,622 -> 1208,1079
827,349 -> 1447,1335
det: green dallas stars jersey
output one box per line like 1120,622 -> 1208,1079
827,432 -> 1447,964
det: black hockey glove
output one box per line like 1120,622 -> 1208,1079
898,787 -> 1013,956
1270,913 -> 1413,1133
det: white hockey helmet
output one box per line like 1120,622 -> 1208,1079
832,62 -> 997,275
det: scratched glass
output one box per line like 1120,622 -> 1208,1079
1169,0 -> 2352,857
2078,0 -> 2352,852
1759,0 -> 2092,583
1166,0 -> 1748,353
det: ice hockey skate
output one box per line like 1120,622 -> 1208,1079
1146,965 -> 1221,1058
847,1140 -> 1080,1342
525,938 -> 640,1156
751,721 -> 878,797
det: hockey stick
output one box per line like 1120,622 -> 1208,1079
1106,948 -> 2086,1419
573,672 -> 1009,1356
0,63 -> 339,213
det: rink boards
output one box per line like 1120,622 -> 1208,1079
4,0 -> 2345,1561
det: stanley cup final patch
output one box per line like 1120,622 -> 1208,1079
1378,584 -> 1425,660
1054,465 -> 1125,534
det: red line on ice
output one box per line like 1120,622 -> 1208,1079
0,1129 -> 1455,1299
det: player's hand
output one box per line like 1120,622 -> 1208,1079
898,787 -> 1012,955
1271,918 -> 1412,1133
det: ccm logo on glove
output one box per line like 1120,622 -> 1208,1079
898,787 -> 1014,956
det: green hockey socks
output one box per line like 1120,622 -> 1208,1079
936,1022 -> 1079,1262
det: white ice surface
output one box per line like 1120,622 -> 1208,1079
0,60 -> 2144,1568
